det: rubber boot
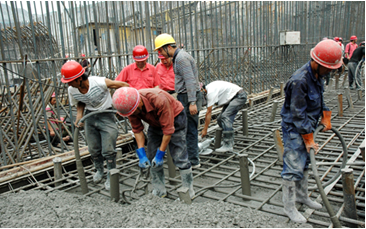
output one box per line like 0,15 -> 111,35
92,155 -> 104,184
150,166 -> 167,197
282,179 -> 307,223
180,168 -> 195,199
296,170 -> 322,209
104,156 -> 116,191
215,130 -> 234,153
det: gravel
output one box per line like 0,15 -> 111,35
0,190 -> 312,228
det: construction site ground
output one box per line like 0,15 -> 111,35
0,76 -> 365,228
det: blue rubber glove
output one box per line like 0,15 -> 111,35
151,148 -> 166,168
136,147 -> 151,169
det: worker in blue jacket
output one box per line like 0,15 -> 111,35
280,40 -> 343,223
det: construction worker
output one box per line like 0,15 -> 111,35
112,87 -> 195,199
347,41 -> 365,90
79,54 -> 91,72
280,39 -> 342,223
156,51 -> 175,95
345,35 -> 358,60
200,81 -> 247,152
115,45 -> 160,90
60,61 -> 129,190
155,33 -> 203,169
46,92 -> 71,147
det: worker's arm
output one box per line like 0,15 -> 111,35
105,78 -> 129,89
134,131 -> 151,168
134,131 -> 145,148
159,134 -> 171,152
200,106 -> 213,138
75,102 -> 86,127
47,121 -> 55,137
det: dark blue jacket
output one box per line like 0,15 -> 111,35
281,61 -> 329,134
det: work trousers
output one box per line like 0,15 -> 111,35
280,122 -> 310,181
177,91 -> 203,166
348,61 -> 358,88
84,110 -> 118,159
146,109 -> 191,170
217,90 -> 247,131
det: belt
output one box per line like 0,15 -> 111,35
167,90 -> 176,94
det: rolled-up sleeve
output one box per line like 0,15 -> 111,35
128,116 -> 144,133
289,81 -> 313,134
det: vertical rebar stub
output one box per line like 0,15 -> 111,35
110,168 -> 120,202
335,74 -> 339,90
280,82 -> 284,97
341,168 -> 358,227
337,93 -> 343,117
242,110 -> 248,136
177,187 -> 192,204
214,128 -> 223,149
238,153 -> 251,196
116,147 -> 123,165
166,146 -> 177,185
53,157 -> 62,187
270,101 -> 278,122
273,130 -> 284,164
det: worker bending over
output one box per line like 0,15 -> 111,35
200,81 -> 247,152
61,61 -> 129,191
280,40 -> 342,223
112,87 -> 195,199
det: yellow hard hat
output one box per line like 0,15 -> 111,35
154,33 -> 176,50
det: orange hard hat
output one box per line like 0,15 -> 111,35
112,87 -> 140,117
60,61 -> 85,83
310,40 -> 343,69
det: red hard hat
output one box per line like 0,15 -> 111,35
65,55 -> 69,58
60,61 -> 85,83
133,45 -> 149,61
310,40 -> 343,69
158,50 -> 166,59
81,54 -> 85,57
334,37 -> 339,42
350,35 -> 357,41
339,37 -> 343,41
112,87 -> 140,117
51,92 -> 56,98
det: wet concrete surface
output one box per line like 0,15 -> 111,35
0,190 -> 312,228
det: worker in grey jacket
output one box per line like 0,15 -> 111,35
155,33 -> 203,169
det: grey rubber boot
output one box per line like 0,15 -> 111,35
180,168 -> 195,198
296,170 -> 322,209
150,166 -> 167,197
92,155 -> 104,184
215,130 -> 234,153
104,156 -> 116,191
282,179 -> 307,223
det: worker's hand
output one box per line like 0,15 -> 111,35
151,148 -> 166,168
50,130 -> 55,137
320,111 -> 332,132
189,104 -> 198,115
74,119 -> 84,128
136,147 -> 151,169
200,129 -> 207,138
301,133 -> 319,154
